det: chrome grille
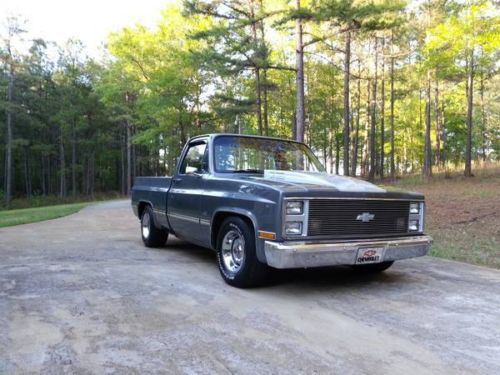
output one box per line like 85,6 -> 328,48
307,199 -> 410,238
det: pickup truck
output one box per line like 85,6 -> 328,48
131,134 -> 432,287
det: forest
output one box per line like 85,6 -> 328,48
1,0 -> 499,209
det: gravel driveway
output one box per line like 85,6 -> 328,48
1,200 -> 499,374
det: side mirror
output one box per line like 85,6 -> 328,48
185,165 -> 204,177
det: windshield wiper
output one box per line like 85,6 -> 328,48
232,169 -> 264,174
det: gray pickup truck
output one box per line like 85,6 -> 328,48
132,134 -> 432,287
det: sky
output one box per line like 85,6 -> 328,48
1,0 -> 173,56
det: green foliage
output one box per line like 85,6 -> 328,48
0,0 -> 499,206
313,0 -> 405,29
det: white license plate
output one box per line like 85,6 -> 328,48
355,247 -> 385,264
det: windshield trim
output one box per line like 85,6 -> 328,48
212,134 -> 325,174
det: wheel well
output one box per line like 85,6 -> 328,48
138,201 -> 150,219
211,212 -> 254,249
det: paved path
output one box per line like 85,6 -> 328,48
1,200 -> 499,374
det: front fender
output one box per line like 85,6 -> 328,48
211,207 -> 268,264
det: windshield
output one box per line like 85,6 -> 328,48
213,136 -> 325,173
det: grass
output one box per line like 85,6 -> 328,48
384,163 -> 500,269
0,202 -> 90,228
2,191 -> 125,210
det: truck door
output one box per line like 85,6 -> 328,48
167,140 -> 208,243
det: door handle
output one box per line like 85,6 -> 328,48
173,178 -> 182,183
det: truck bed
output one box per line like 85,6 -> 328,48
131,177 -> 172,230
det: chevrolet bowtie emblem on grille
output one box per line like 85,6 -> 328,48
356,212 -> 375,222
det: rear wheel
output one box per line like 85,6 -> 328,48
141,206 -> 168,248
216,216 -> 269,288
351,261 -> 394,273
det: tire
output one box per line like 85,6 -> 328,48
351,261 -> 394,273
216,216 -> 270,288
141,206 -> 168,248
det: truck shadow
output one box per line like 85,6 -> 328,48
163,237 -> 411,289
270,266 -> 409,289
162,237 -> 216,263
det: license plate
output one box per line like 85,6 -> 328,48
355,247 -> 385,264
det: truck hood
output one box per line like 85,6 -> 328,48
220,170 -> 423,200
258,170 -> 386,193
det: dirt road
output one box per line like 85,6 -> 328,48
1,200 -> 499,374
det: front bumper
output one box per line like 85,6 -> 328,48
264,235 -> 433,269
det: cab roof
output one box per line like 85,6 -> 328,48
188,133 -> 305,145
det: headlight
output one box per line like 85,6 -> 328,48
409,219 -> 419,231
408,201 -> 424,232
285,222 -> 302,235
409,202 -> 420,214
286,201 -> 304,215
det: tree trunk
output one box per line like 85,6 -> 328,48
403,132 -> 408,174
441,101 -> 446,166
258,4 -> 269,136
71,120 -> 77,197
255,67 -> 263,135
132,128 -> 137,180
41,155 -> 46,195
250,1 -> 263,135
4,70 -> 14,208
24,155 -> 29,199
480,69 -> 486,162
368,38 -> 378,182
121,131 -> 126,195
178,116 -> 186,145
351,61 -> 361,176
59,127 -> 66,198
86,152 -> 94,196
380,37 -> 385,179
262,68 -> 269,135
361,79 -> 371,178
24,148 -> 32,200
335,136 -> 340,175
126,122 -> 132,195
390,37 -> 396,180
419,84 -> 423,137
124,92 -> 134,195
423,72 -> 432,178
342,31 -> 351,176
328,127 -> 334,174
464,51 -> 474,177
295,0 -> 305,142
434,79 -> 441,166
90,152 -> 95,197
322,128 -> 327,167
84,155 -> 89,195
48,153 -> 52,195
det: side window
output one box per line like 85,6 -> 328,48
180,142 -> 208,175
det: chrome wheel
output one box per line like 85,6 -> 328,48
221,229 -> 245,273
142,211 -> 150,239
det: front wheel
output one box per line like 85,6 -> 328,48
141,206 -> 168,248
216,216 -> 270,288
351,261 -> 394,273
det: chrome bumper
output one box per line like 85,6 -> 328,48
264,235 -> 433,269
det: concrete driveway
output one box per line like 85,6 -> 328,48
1,200 -> 499,374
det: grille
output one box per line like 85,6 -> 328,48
307,199 -> 410,238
